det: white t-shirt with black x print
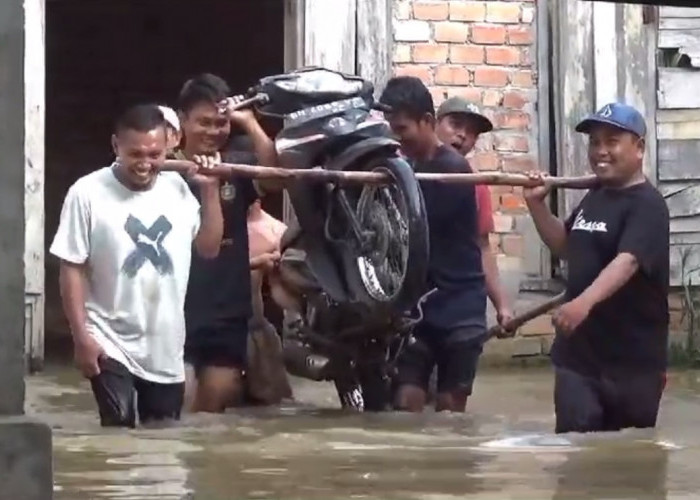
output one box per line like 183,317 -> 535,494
50,165 -> 201,384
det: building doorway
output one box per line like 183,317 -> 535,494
45,0 -> 286,352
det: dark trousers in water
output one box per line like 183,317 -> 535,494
90,357 -> 184,428
554,366 -> 666,434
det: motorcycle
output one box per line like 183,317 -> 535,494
241,67 -> 430,411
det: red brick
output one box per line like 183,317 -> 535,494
502,154 -> 536,172
430,87 -> 449,106
448,86 -> 482,103
502,90 -> 528,109
449,1 -> 486,21
488,233 -> 501,253
435,64 -> 471,85
472,151 -> 500,170
482,89 -> 502,107
394,65 -> 433,82
511,70 -> 534,87
495,134 -> 529,152
485,2 -> 521,23
502,234 -> 524,256
500,193 -> 527,211
473,66 -> 508,87
413,1 -> 449,20
450,45 -> 484,64
508,25 -> 533,45
495,110 -> 530,129
394,44 -> 412,63
435,21 -> 470,43
412,43 -> 449,63
486,46 -> 521,66
470,23 -> 507,44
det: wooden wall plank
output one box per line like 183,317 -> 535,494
660,181 -> 698,197
658,29 -> 700,49
303,0 -> 356,72
664,185 -> 700,218
658,120 -> 700,140
670,243 -> 700,287
658,139 -> 700,181
659,18 -> 700,31
660,7 -> 700,19
357,0 -> 392,96
671,217 -> 700,234
621,3 -> 657,183
24,0 -> 45,369
659,69 -> 700,109
657,109 -> 700,123
594,1 -> 618,106
554,0 -> 595,217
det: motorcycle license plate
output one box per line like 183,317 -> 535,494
285,96 -> 366,126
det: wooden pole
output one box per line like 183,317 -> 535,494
163,159 -> 599,189
487,291 -> 567,339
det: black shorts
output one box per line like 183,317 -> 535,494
89,357 -> 184,428
184,318 -> 249,373
554,366 -> 666,434
395,323 -> 486,395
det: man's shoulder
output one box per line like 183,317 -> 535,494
69,166 -> 113,197
434,145 -> 470,173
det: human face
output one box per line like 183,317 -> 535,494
385,111 -> 435,159
112,127 -> 167,190
587,124 -> 644,187
180,101 -> 231,155
436,113 -> 480,155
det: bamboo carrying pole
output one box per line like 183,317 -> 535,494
163,159 -> 599,189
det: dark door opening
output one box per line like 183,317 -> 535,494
45,0 -> 286,351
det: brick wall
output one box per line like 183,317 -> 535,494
392,0 -> 537,271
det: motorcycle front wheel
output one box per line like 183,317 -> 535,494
342,154 -> 429,312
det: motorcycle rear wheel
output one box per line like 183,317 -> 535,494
342,154 -> 429,312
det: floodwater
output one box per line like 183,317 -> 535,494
27,364 -> 700,500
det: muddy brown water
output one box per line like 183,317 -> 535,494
27,364 -> 700,499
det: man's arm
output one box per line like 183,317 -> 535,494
59,261 -> 90,343
474,185 -> 511,317
576,253 -> 639,309
479,236 -> 509,312
50,184 -> 104,376
231,108 -> 283,193
193,184 -> 224,258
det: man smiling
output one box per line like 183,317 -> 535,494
51,104 -> 223,427
524,103 -> 670,433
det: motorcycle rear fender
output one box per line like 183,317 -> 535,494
325,137 -> 401,172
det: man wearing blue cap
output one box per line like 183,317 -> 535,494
524,102 -> 669,434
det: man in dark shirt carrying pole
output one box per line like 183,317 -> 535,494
524,103 -> 670,433
175,73 -> 279,413
380,77 -> 488,413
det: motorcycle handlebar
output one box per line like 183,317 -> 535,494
221,93 -> 270,112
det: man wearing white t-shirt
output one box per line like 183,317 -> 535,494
50,104 -> 224,427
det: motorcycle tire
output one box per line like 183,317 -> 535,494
341,154 -> 429,313
333,368 -> 390,412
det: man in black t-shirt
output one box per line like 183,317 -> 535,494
175,73 -> 279,413
379,77 -> 487,413
525,102 -> 669,433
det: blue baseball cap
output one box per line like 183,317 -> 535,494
575,103 -> 646,137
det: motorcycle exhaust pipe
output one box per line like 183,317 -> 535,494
283,341 -> 331,382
